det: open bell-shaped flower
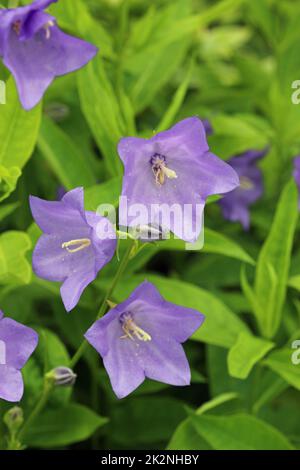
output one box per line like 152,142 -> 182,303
30,187 -> 117,312
0,0 -> 97,110
0,310 -> 38,402
118,117 -> 239,243
85,281 -> 205,398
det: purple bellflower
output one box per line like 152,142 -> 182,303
293,156 -> 300,209
219,149 -> 266,230
0,0 -> 97,110
0,310 -> 38,402
118,117 -> 239,243
30,187 -> 117,312
85,281 -> 205,399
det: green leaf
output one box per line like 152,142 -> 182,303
0,77 -> 41,168
209,113 -> 272,158
24,404 -> 107,448
0,77 -> 41,200
50,0 -> 113,58
77,57 -> 125,177
110,397 -> 185,446
126,2 -> 191,112
227,331 -> 274,379
131,228 -> 254,270
264,348 -> 300,391
156,58 -> 194,132
0,231 -> 32,285
84,177 -> 122,211
288,275 -> 300,292
0,202 -> 19,222
168,419 -> 212,450
190,413 -> 294,450
0,165 -> 21,203
203,228 -> 255,265
254,180 -> 298,338
37,116 -> 96,189
196,392 -> 239,415
109,274 -> 249,348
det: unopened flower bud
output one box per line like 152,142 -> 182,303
131,224 -> 168,242
3,406 -> 24,435
47,367 -> 77,387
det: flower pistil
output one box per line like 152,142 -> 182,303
150,154 -> 177,186
61,238 -> 91,253
120,313 -> 151,342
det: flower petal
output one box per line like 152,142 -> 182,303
85,211 -> 117,272
0,365 -> 23,402
153,117 -> 209,154
20,11 -> 55,41
137,339 -> 191,386
3,25 -> 96,110
85,312 -> 145,398
60,269 -> 96,312
32,233 -> 95,282
30,189 -> 88,236
0,317 -> 38,369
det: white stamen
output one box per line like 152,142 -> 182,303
61,238 -> 91,253
161,166 -> 178,180
44,20 -> 55,39
151,155 -> 177,186
120,315 -> 151,342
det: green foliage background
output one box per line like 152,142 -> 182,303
1,0 -> 300,450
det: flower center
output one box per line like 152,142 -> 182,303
120,313 -> 151,342
61,238 -> 91,253
12,19 -> 54,39
12,20 -> 22,35
240,176 -> 254,190
150,154 -> 177,186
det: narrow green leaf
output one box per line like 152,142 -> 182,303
134,228 -> 255,267
288,275 -> 300,292
77,58 -> 125,176
264,348 -> 300,391
254,180 -> 298,338
196,393 -> 239,415
38,116 -> 96,189
0,202 -> 19,222
204,228 -> 255,265
50,0 -> 113,58
156,59 -> 194,132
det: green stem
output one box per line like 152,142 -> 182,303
69,239 -> 136,368
17,378 -> 54,443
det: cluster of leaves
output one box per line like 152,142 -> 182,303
0,0 -> 300,450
